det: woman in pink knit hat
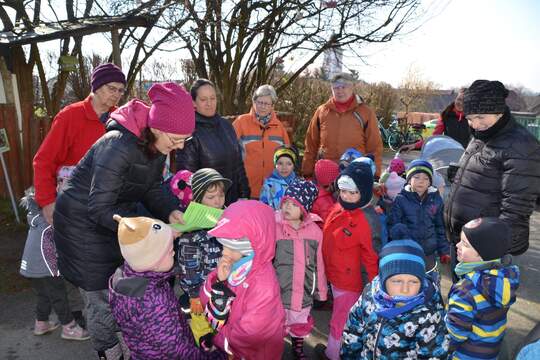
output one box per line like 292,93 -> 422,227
54,82 -> 194,359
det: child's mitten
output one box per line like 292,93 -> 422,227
205,280 -> 236,331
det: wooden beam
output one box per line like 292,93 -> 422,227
0,15 -> 153,47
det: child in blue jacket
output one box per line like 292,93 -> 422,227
388,159 -> 450,271
260,145 -> 298,209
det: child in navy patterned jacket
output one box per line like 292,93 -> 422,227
341,227 -> 449,359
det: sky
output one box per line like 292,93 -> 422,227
15,0 -> 540,93
341,0 -> 540,92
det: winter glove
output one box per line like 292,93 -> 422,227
205,280 -> 236,331
199,332 -> 214,351
447,163 -> 459,183
440,254 -> 451,264
190,297 -> 204,315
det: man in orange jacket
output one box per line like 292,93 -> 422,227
302,73 -> 383,179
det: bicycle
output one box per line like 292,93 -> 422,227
386,120 -> 424,151
378,118 -> 401,150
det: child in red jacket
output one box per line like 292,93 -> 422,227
318,161 -> 379,360
312,159 -> 340,226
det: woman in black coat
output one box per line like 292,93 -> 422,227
53,82 -> 193,358
175,79 -> 250,205
445,80 -> 540,268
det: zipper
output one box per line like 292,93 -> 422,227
261,126 -> 266,170
445,142 -> 484,237
305,239 -> 316,296
373,319 -> 386,360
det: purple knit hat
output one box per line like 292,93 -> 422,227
91,63 -> 126,92
147,82 -> 195,135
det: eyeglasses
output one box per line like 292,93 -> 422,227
166,133 -> 192,146
255,100 -> 273,108
331,84 -> 351,91
105,84 -> 126,95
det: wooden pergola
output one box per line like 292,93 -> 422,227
0,14 -> 153,199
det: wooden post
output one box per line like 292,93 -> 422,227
111,28 -> 122,68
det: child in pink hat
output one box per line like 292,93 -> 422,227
312,159 -> 340,225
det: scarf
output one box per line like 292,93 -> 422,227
455,259 -> 501,276
256,113 -> 271,126
228,251 -> 255,287
372,277 -> 426,318
470,108 -> 510,142
333,95 -> 355,113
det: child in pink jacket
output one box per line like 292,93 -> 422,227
274,179 -> 327,359
200,200 -> 286,359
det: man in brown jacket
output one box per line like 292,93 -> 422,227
302,73 -> 383,178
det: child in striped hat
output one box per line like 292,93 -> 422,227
388,159 -> 450,271
175,168 -> 232,348
341,225 -> 449,359
259,145 -> 298,210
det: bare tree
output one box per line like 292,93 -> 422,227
178,0 -> 426,115
364,82 -> 398,127
398,65 -> 436,114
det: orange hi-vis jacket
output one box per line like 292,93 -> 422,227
233,108 -> 290,198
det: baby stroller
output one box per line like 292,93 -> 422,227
419,135 -> 465,201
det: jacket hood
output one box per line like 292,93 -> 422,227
109,99 -> 150,137
268,169 -> 297,184
209,200 -> 276,272
402,185 -> 438,199
110,263 -> 174,298
466,263 -> 519,308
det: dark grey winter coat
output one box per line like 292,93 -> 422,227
175,112 -> 250,205
53,121 -> 177,291
445,110 -> 540,255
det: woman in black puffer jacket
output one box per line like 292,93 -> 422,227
445,80 -> 540,263
54,82 -> 193,358
175,79 -> 250,205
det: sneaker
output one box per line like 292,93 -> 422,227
61,320 -> 91,341
34,320 -> 60,335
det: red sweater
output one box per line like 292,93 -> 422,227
33,96 -> 109,207
322,203 -> 379,292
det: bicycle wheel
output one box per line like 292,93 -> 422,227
388,132 -> 404,151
